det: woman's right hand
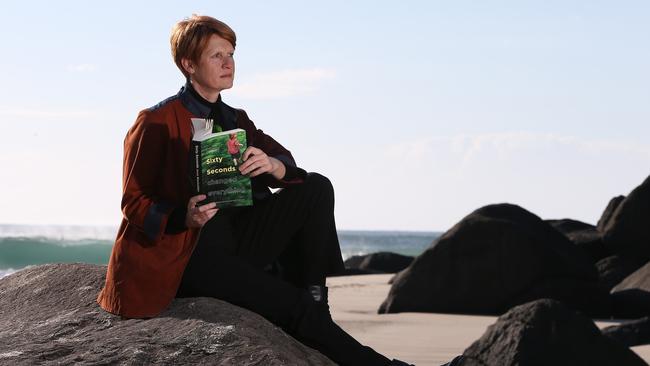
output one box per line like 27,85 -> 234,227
185,195 -> 218,228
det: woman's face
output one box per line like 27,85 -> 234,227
186,34 -> 235,99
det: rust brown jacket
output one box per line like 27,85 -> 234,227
97,85 -> 304,318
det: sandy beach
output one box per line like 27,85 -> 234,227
327,274 -> 650,365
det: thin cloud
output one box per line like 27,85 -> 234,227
455,132 -> 650,164
385,132 -> 650,163
68,63 -> 97,72
231,68 -> 336,99
0,105 -> 93,119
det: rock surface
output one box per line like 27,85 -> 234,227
613,261 -> 650,293
610,261 -> 650,318
344,252 -> 414,273
459,299 -> 647,366
597,255 -> 645,292
568,230 -> 611,262
508,277 -> 611,317
598,195 -> 626,232
0,263 -> 335,366
547,218 -> 610,262
379,204 -> 599,315
602,176 -> 650,260
546,218 -> 595,234
602,317 -> 650,348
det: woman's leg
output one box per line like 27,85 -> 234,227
231,172 -> 345,287
176,225 -> 390,366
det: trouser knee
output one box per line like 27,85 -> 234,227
304,172 -> 334,204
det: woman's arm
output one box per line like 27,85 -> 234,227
236,109 -> 307,187
120,111 -> 176,242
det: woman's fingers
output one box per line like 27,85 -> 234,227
189,207 -> 218,227
247,163 -> 270,177
240,147 -> 281,177
240,155 -> 273,176
241,146 -> 262,161
196,208 -> 218,225
241,160 -> 263,176
203,208 -> 219,221
187,194 -> 207,209
239,152 -> 264,171
196,202 -> 217,212
185,195 -> 217,228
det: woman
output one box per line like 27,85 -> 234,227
97,14 -> 422,366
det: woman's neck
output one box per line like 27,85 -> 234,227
190,81 -> 220,103
188,81 -> 220,106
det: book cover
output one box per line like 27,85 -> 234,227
191,118 -> 253,208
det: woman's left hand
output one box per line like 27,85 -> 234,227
239,146 -> 286,179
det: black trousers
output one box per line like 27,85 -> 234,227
176,173 -> 390,366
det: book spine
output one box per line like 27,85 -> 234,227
192,141 -> 202,194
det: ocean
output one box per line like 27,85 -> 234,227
0,224 -> 441,279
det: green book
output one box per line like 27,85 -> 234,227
190,118 -> 253,208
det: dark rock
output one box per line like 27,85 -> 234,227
567,230 -> 612,262
379,204 -> 598,315
611,261 -> 650,318
597,255 -> 645,292
602,176 -> 650,260
613,261 -> 650,292
0,263 -> 335,366
602,317 -> 650,347
458,299 -> 647,366
344,252 -> 414,273
598,195 -> 626,232
546,218 -> 612,262
509,277 -> 611,317
546,218 -> 595,234
342,254 -> 365,269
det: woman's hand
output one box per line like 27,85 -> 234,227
185,195 -> 218,228
239,146 -> 286,179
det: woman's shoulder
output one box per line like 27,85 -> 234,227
145,93 -> 185,118
132,93 -> 188,127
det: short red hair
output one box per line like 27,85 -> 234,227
170,15 -> 237,79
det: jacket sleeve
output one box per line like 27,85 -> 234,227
120,110 -> 176,242
237,110 -> 307,188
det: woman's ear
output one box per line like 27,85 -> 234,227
181,58 -> 195,75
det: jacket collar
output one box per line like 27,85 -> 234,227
178,82 -> 237,130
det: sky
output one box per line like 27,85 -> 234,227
0,1 -> 649,231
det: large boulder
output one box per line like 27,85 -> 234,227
458,299 -> 647,366
0,264 -> 335,366
597,255 -> 646,292
602,317 -> 650,348
379,204 -> 599,315
546,218 -> 595,234
344,252 -> 414,273
597,195 -> 626,232
613,261 -> 650,292
547,218 -> 611,262
602,176 -> 650,260
611,261 -> 650,318
568,230 -> 611,262
508,277 -> 611,317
